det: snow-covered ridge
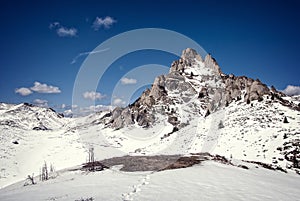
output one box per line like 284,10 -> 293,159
0,103 -> 66,130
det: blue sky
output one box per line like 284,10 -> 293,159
0,0 -> 299,113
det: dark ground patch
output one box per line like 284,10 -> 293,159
99,153 -> 213,172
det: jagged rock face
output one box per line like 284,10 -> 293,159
222,75 -> 270,105
181,48 -> 202,63
150,75 -> 168,100
204,54 -> 222,75
106,48 -> 273,130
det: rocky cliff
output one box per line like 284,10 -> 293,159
103,48 -> 298,130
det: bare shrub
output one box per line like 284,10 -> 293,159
88,147 -> 95,171
24,173 -> 35,186
75,197 -> 94,201
40,161 -> 57,181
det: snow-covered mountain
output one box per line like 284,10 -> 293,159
0,103 -> 86,188
0,48 -> 299,200
0,102 -> 65,130
98,48 -> 299,169
103,48 -> 294,130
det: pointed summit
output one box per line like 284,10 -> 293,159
181,48 -> 203,63
170,48 -> 202,73
170,48 -> 222,76
204,54 -> 222,75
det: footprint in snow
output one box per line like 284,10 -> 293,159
122,192 -> 133,201
133,185 -> 141,193
121,174 -> 151,201
141,175 -> 150,185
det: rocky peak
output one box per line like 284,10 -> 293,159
204,54 -> 222,75
181,48 -> 202,63
103,48 -> 288,130
170,48 -> 201,73
170,49 -> 222,77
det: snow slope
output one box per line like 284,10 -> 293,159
0,104 -> 87,188
89,95 -> 299,171
0,161 -> 299,201
192,96 -> 300,167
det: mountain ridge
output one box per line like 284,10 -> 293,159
103,48 -> 299,130
0,102 -> 65,131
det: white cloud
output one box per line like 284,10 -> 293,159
56,27 -> 77,37
83,91 -> 106,101
113,98 -> 126,106
88,105 -> 113,111
30,82 -> 61,94
15,87 -> 32,96
70,104 -> 114,117
49,22 -> 77,37
282,85 -> 300,96
63,109 -> 73,117
49,22 -> 60,29
71,48 -> 110,64
121,77 -> 137,85
92,16 -> 116,30
33,99 -> 48,107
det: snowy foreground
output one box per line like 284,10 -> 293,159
0,161 -> 299,201
0,98 -> 299,200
